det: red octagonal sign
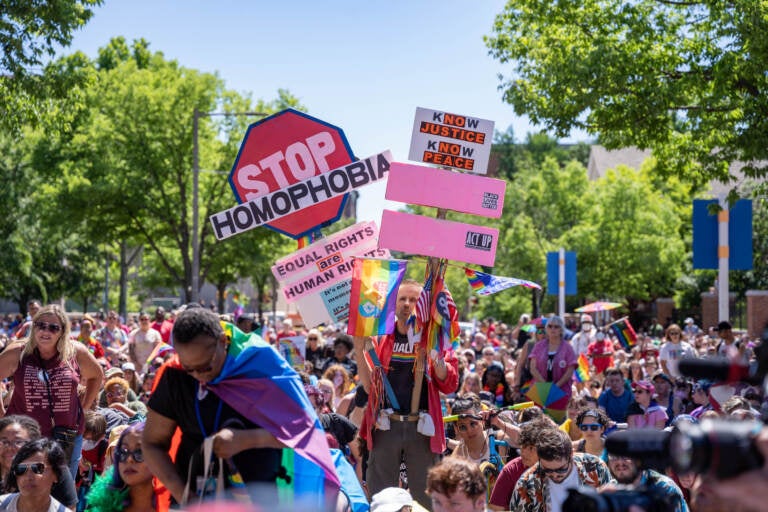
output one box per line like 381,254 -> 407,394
228,109 -> 355,239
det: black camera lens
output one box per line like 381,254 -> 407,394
670,418 -> 764,479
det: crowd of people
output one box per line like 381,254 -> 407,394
0,292 -> 764,512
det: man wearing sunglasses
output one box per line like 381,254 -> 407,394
511,428 -> 613,512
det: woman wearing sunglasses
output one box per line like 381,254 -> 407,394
0,415 -> 77,509
85,421 -> 169,512
571,408 -> 609,462
0,438 -> 71,511
0,305 -> 103,479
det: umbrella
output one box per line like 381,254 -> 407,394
524,381 -> 569,423
574,301 -> 623,313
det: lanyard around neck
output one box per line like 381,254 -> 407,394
194,383 -> 223,438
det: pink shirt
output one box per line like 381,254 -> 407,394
628,403 -> 668,429
528,339 -> 577,396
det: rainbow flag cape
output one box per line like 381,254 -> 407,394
347,258 -> 407,337
575,353 -> 590,383
425,271 -> 460,354
609,317 -> 637,349
208,322 -> 340,508
464,267 -> 541,296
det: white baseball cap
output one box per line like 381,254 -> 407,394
370,487 -> 413,512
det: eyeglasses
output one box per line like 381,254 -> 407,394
116,447 -> 144,463
106,389 -> 126,399
539,459 -> 571,475
0,439 -> 28,449
308,337 -> 318,341
13,463 -> 46,476
182,343 -> 221,374
456,420 -> 481,433
578,424 -> 603,432
34,321 -> 61,334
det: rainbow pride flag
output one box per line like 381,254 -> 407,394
609,317 -> 638,349
464,267 -> 541,296
575,353 -> 590,383
210,322 -> 340,509
425,272 -> 460,354
347,258 -> 407,337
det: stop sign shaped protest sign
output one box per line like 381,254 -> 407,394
228,109 -> 355,239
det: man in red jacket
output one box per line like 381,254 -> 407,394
355,278 -> 458,508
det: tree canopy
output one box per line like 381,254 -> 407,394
0,0 -> 103,131
485,1 -> 768,191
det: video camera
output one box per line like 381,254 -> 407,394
563,328 -> 768,512
563,486 -> 675,512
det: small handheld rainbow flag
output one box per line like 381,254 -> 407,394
464,267 -> 541,296
425,272 -> 460,354
609,317 -> 638,350
575,353 -> 590,383
347,258 -> 407,337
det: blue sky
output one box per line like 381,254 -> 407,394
67,1 -> 585,223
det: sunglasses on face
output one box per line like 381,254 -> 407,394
579,423 -> 603,432
634,389 -> 648,394
182,344 -> 220,375
539,460 -> 570,475
13,462 -> 46,476
116,447 -> 144,463
34,321 -> 61,334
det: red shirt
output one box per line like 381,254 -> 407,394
489,456 -> 527,509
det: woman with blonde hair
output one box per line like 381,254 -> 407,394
458,372 -> 482,397
322,364 -> 353,412
0,305 -> 103,478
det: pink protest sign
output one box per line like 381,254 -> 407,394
378,210 -> 498,266
272,221 -> 381,282
385,162 -> 506,218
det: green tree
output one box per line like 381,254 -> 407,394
33,38 -> 305,304
562,165 -> 686,309
0,0 -> 102,131
485,1 -> 768,189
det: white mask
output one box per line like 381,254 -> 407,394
82,439 -> 99,451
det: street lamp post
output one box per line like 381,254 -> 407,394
191,109 -> 268,303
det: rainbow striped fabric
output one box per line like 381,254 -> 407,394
575,353 -> 590,383
347,258 -> 407,336
609,317 -> 638,349
425,272 -> 460,354
464,267 -> 541,295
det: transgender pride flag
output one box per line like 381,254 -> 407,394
347,258 -> 407,337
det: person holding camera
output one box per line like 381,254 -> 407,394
606,454 -> 689,512
510,428 -> 613,512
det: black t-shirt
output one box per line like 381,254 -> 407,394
148,367 -> 281,492
386,330 -> 428,414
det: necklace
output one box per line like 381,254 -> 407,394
462,434 -> 488,461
